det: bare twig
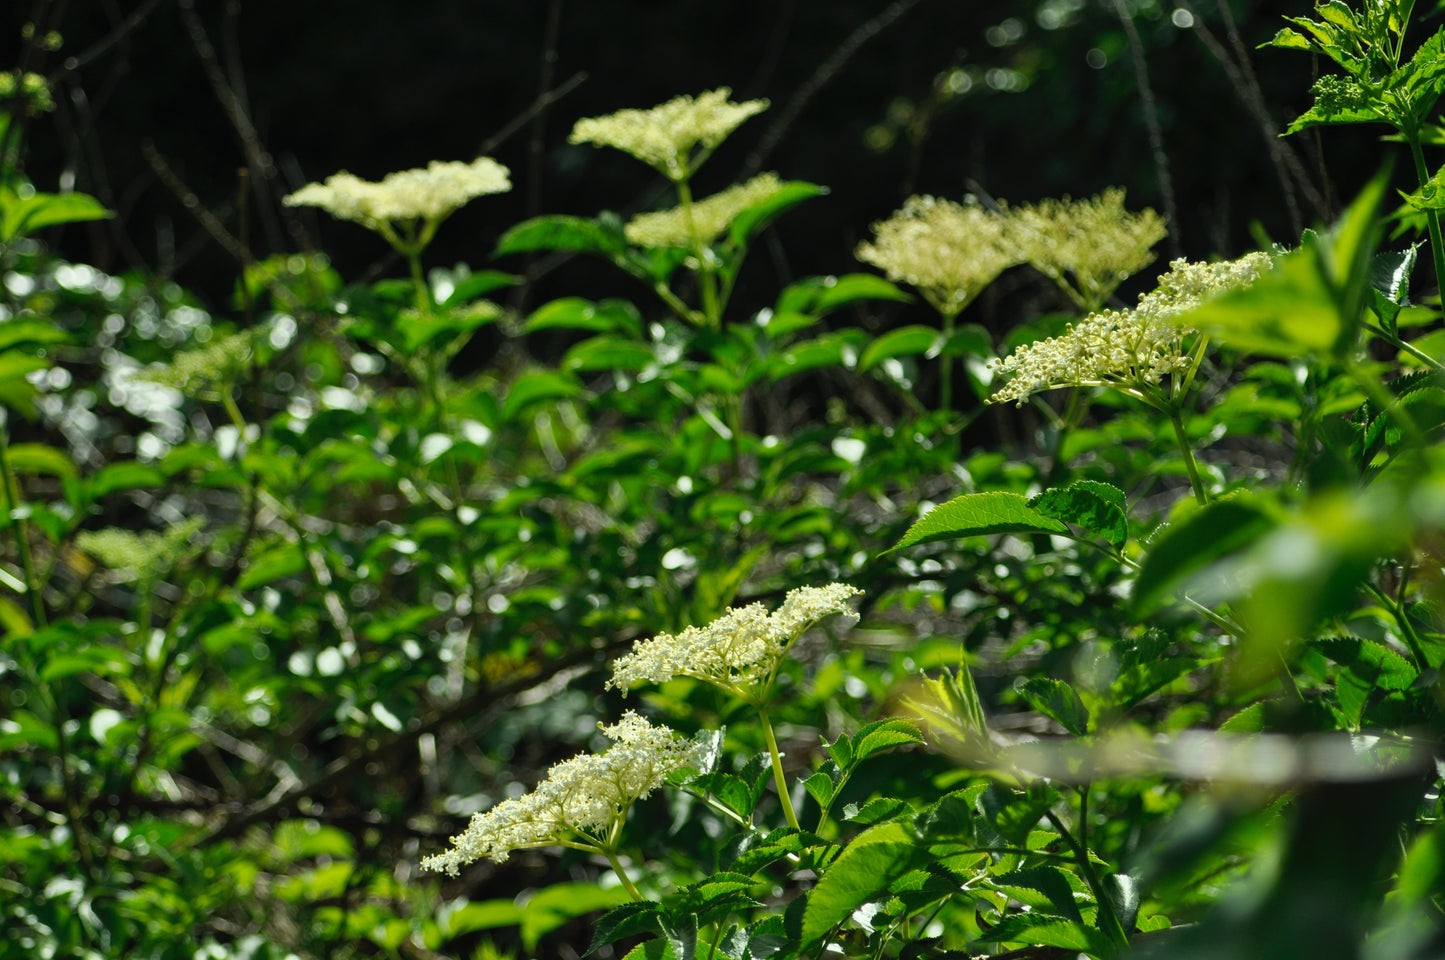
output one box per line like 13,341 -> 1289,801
743,0 -> 930,177
1108,0 -> 1184,260
141,139 -> 251,264
477,69 -> 588,157
51,0 -> 170,79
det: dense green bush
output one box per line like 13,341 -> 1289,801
3,2 -> 1445,959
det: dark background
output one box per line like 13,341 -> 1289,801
6,0 -> 1388,340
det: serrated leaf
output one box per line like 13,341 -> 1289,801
845,797 -> 911,825
853,719 -> 924,761
563,336 -> 655,373
858,325 -> 940,373
441,269 -> 519,306
886,491 -> 1068,554
587,901 -> 662,954
992,867 -> 1083,923
1017,677 -> 1090,735
774,274 -> 911,316
977,915 -> 1114,955
800,823 -> 915,944
803,771 -> 836,809
1,188 -> 112,241
1030,480 -> 1128,548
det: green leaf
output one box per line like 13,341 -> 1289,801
399,303 -> 502,352
0,188 -> 112,241
774,274 -> 911,317
563,336 -> 655,373
0,350 -> 49,384
238,545 -> 306,590
845,797 -> 911,825
993,866 -> 1083,923
524,297 -> 644,337
1030,479 -> 1128,548
619,941 -> 673,960
803,770 -> 836,809
1017,677 -> 1090,735
858,325 -> 940,373
1265,27 -> 1314,51
521,883 -> 630,951
439,899 -> 526,938
86,462 -> 165,501
852,718 -> 925,761
800,822 -> 916,944
886,491 -> 1069,553
726,180 -> 826,247
494,214 -> 626,258
6,442 -> 77,480
1132,497 -> 1278,616
0,320 -> 67,352
441,269 -> 520,306
587,901 -> 662,954
977,915 -> 1115,955
502,370 -> 582,420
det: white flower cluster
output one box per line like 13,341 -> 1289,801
989,252 -> 1273,406
136,330 -> 253,391
608,584 -> 863,697
569,88 -> 769,179
1004,188 -> 1167,311
625,173 -> 785,248
76,517 -> 206,583
283,157 -> 511,227
420,712 -> 705,876
855,195 -> 1020,317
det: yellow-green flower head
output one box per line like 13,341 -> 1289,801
420,712 -> 705,875
76,517 -> 205,583
283,157 -> 511,227
569,88 -> 769,179
608,584 -> 863,699
1005,188 -> 1167,311
136,330 -> 253,392
625,173 -> 785,248
855,195 -> 1021,317
989,252 -> 1272,406
0,71 -> 54,114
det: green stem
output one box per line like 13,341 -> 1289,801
757,705 -> 800,830
1364,579 -> 1428,671
676,177 -> 721,328
1046,808 -> 1129,951
407,250 -> 431,314
1168,407 -> 1210,505
939,309 -> 957,413
0,415 -> 44,627
1363,321 -> 1445,374
1405,130 -> 1445,303
604,850 -> 644,901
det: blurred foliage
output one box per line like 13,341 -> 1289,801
1,1 -> 1444,959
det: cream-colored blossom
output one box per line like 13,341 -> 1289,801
77,517 -> 206,583
420,712 -> 705,876
856,195 -> 1021,317
625,173 -> 785,248
136,330 -> 253,391
989,252 -> 1273,406
608,584 -> 862,698
284,157 -> 511,227
1004,188 -> 1167,312
569,88 -> 769,179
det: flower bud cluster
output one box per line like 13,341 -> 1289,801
569,88 -> 768,179
989,252 -> 1273,406
608,583 -> 863,697
625,173 -> 785,248
420,712 -> 707,875
284,157 -> 511,227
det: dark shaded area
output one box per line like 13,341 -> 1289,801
8,0 -> 1385,333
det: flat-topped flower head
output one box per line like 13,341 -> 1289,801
989,252 -> 1273,407
856,195 -> 1021,317
625,173 -> 785,248
1004,188 -> 1167,312
608,584 -> 862,701
420,712 -> 705,876
284,157 -> 511,229
135,330 -> 253,393
569,88 -> 769,180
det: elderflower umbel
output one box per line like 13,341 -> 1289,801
989,252 -> 1273,406
625,172 -> 785,248
855,195 -> 1021,317
569,88 -> 769,180
283,157 -> 511,230
76,517 -> 206,584
420,712 -> 705,876
136,330 -> 253,392
1004,188 -> 1167,312
608,584 -> 863,700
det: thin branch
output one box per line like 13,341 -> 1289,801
742,0 -> 930,177
1109,0 -> 1184,260
51,0 -> 171,79
478,70 -> 588,157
